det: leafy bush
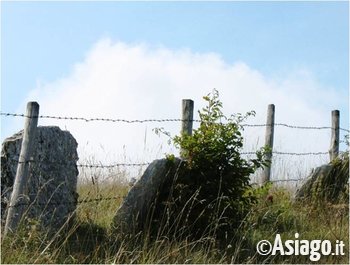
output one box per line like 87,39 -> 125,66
153,89 -> 268,242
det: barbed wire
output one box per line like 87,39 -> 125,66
242,123 -> 336,131
250,178 -> 304,185
1,111 -> 344,213
4,195 -> 124,208
272,151 -> 329,156
7,158 -> 151,168
0,112 -> 195,124
1,112 -> 349,132
7,150 -> 329,169
3,176 -> 304,210
270,178 -> 304,183
240,151 -> 328,156
77,196 -> 123,204
77,163 -> 150,168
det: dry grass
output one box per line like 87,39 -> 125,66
1,167 -> 349,264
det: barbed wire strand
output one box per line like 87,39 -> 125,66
1,112 -> 349,132
1,112 -> 343,211
8,150 -> 329,169
250,178 -> 304,186
270,178 -> 304,183
4,195 -> 124,208
4,176 -> 306,209
9,159 -> 151,168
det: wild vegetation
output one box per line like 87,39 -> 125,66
2,180 -> 348,264
1,91 -> 348,264
148,90 -> 269,242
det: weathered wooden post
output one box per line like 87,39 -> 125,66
181,99 -> 194,158
262,104 -> 275,183
4,102 -> 39,236
329,110 -> 340,161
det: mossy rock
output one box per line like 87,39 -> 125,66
112,158 -> 188,236
295,153 -> 349,204
112,157 -> 254,241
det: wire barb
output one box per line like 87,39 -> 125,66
9,149 -> 329,171
5,195 -> 124,208
11,158 -> 151,168
1,112 -> 349,132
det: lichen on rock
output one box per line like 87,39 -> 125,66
1,126 -> 79,233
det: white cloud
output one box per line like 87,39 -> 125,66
12,39 -> 347,180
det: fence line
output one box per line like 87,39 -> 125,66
3,176 -> 305,209
7,150 -> 329,170
1,106 -> 347,177
1,106 -> 344,170
4,177 -> 305,209
5,195 -> 124,209
1,104 -> 348,197
1,177 -> 304,209
13,159 -> 151,168
1,112 -> 349,132
1,100 -> 348,235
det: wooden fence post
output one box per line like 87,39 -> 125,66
4,102 -> 40,236
181,99 -> 194,158
262,104 -> 275,183
329,110 -> 340,161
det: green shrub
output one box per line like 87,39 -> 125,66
153,89 -> 268,242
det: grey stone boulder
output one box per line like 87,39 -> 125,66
295,165 -> 332,201
295,155 -> 349,203
1,126 -> 79,233
112,155 -> 258,241
112,158 -> 186,235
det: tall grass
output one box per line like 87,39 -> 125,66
1,165 -> 349,264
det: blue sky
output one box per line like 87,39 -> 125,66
2,1 -> 348,111
1,1 -> 349,179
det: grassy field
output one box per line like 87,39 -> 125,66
1,170 -> 348,264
